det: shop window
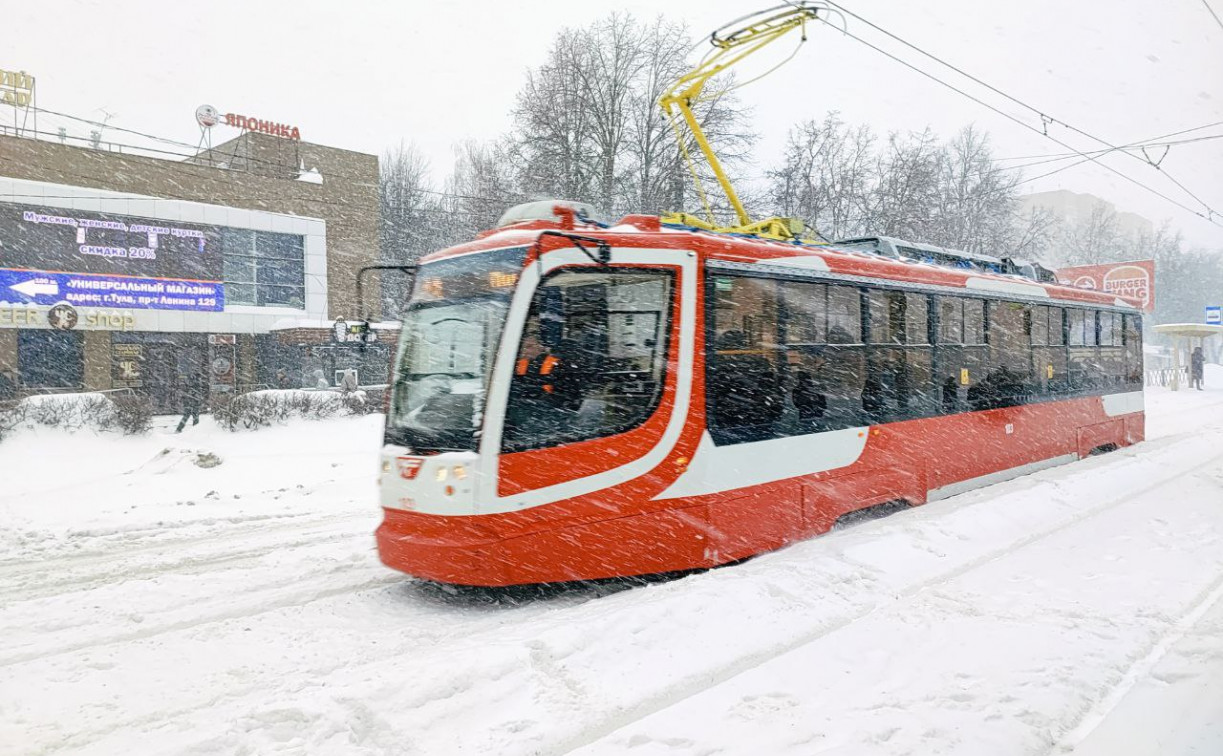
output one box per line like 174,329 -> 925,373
222,229 -> 306,308
17,330 -> 84,389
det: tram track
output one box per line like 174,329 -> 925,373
37,418 -> 1223,756
540,430 -> 1223,756
7,402 -> 1222,755
0,542 -> 393,668
0,518 -> 372,604
0,509 -> 371,598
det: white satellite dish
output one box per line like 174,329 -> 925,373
195,104 -> 219,128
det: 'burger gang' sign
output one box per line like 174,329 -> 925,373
1057,260 -> 1156,313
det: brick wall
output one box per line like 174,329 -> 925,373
0,131 -> 379,320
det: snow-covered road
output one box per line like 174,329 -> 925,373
2,377 -> 1223,756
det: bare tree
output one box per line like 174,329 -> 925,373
1008,205 -> 1062,260
513,27 -> 596,205
863,128 -> 942,241
925,126 -> 1021,253
511,13 -> 755,221
443,140 -> 524,241
380,142 -> 435,265
1058,205 -> 1126,265
767,112 -> 875,240
379,142 -> 438,317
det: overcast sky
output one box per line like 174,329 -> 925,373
5,0 -> 1222,247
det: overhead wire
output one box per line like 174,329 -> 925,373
1200,0 -> 1223,33
815,13 -> 1223,229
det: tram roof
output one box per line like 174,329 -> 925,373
422,213 -> 1139,312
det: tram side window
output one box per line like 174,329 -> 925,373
935,296 -> 987,414
709,277 -> 870,444
828,285 -> 863,344
502,269 -> 673,453
1048,307 -> 1066,346
964,299 -> 986,345
939,297 -> 964,344
970,301 -> 1031,410
707,276 -> 785,444
1098,311 -> 1125,390
1123,314 -> 1143,388
1067,309 -> 1102,391
865,290 -> 934,422
777,281 -> 866,435
1032,306 -> 1068,395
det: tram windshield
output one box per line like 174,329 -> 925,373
386,247 -> 526,452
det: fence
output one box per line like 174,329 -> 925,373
1146,366 -> 1188,387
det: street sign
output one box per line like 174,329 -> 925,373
1207,306 -> 1221,325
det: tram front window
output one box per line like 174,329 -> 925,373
502,269 -> 673,453
386,247 -> 526,452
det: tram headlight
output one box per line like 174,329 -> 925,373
452,465 -> 467,480
435,467 -> 449,482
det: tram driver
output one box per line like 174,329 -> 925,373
505,319 -> 592,444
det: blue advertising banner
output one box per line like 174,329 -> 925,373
0,268 -> 224,312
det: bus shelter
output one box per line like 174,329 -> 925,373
1152,323 -> 1223,390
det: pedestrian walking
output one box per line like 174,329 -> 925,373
275,368 -> 292,390
0,369 -> 15,403
1190,346 -> 1205,390
175,369 -> 206,432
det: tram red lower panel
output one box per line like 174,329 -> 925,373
377,505 -> 714,586
377,396 -> 1144,586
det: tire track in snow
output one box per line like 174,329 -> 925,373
0,518 -> 371,603
1052,572 -> 1223,753
541,436 -> 1223,756
0,554 -> 397,668
61,425 -> 1223,756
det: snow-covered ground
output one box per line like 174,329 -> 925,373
2,370 -> 1223,756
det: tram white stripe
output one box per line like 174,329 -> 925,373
1102,391 -> 1144,417
926,454 -> 1078,502
964,276 -> 1049,297
654,427 -> 870,500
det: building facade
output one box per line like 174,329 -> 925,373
0,130 -> 388,408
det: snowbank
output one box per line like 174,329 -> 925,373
4,388 -> 1223,755
224,389 -> 367,430
1,392 -> 118,439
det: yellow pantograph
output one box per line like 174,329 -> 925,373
660,3 -> 838,242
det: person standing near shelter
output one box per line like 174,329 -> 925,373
175,368 -> 207,432
1190,346 -> 1205,390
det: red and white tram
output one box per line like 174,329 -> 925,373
375,203 -> 1144,586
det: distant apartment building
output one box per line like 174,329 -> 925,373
1017,190 -> 1154,239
